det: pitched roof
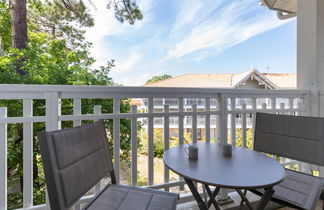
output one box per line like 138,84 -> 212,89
143,69 -> 296,89
263,73 -> 296,89
144,73 -> 233,88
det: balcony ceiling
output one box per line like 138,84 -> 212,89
260,0 -> 297,13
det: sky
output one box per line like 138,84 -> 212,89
85,0 -> 296,86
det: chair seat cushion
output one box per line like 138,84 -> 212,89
86,184 -> 179,210
255,169 -> 323,210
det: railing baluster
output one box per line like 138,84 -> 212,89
0,107 -> 7,210
242,104 -> 247,148
23,99 -> 33,208
179,98 -> 184,145
280,103 -> 285,114
178,98 -> 184,191
131,105 -> 138,186
262,103 -> 267,110
45,91 -> 60,210
297,115 -> 302,170
192,104 -> 197,143
220,94 -> 228,143
45,91 -> 61,131
271,97 -> 276,112
205,98 -> 211,142
251,98 -> 256,146
164,105 -> 170,191
289,98 -> 294,115
218,94 -> 229,201
230,98 -> 236,143
94,105 -> 102,193
73,98 -> 81,127
297,102 -> 302,116
148,98 -> 154,185
113,99 -> 120,183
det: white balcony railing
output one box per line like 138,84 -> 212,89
0,84 -> 310,210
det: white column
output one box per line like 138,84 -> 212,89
297,0 -> 324,176
297,0 -> 324,117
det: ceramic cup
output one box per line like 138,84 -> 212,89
222,143 -> 235,156
185,145 -> 198,159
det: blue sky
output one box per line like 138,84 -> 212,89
85,0 -> 296,86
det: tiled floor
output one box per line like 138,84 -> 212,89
177,199 -> 323,210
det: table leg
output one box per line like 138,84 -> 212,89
236,189 -> 253,210
204,185 -> 221,210
202,184 -> 208,204
184,178 -> 208,210
256,187 -> 274,210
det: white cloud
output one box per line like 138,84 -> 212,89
111,51 -> 143,74
83,0 -> 294,86
116,73 -> 154,86
85,0 -> 154,68
163,0 -> 292,61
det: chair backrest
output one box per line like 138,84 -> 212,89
254,112 -> 324,167
38,120 -> 114,210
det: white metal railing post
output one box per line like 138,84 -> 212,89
131,105 -> 138,186
230,98 -> 236,143
205,98 -> 211,142
94,105 -> 102,193
288,98 -> 294,115
23,99 -> 33,208
251,97 -> 257,146
164,105 -> 170,191
192,104 -> 197,143
220,94 -> 228,143
148,98 -> 154,186
0,107 -> 7,210
178,98 -> 185,190
45,91 -> 61,131
73,99 -> 81,127
216,96 -> 221,143
45,91 -> 61,210
242,103 -> 247,148
113,99 -> 120,183
217,94 -> 230,202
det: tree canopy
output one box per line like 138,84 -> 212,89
0,0 -> 142,208
146,74 -> 173,85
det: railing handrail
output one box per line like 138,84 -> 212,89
0,84 -> 309,95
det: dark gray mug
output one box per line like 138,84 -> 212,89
185,145 -> 198,159
222,143 -> 235,156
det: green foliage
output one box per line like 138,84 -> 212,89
0,1 -> 11,52
0,0 -> 143,208
108,0 -> 143,25
0,32 -> 115,85
234,129 -> 253,149
140,129 -> 190,158
28,0 -> 94,49
145,74 -> 172,85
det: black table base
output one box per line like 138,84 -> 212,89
184,178 -> 274,210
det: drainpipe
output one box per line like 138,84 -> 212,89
276,11 -> 296,20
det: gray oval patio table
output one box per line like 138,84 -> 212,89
163,142 -> 286,210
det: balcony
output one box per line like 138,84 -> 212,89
0,84 -> 310,209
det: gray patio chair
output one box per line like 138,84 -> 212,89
38,120 -> 179,210
252,112 -> 324,210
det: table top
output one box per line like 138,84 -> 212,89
163,142 -> 286,189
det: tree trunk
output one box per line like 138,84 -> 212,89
10,0 -> 28,75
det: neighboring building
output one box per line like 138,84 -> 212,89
136,69 -> 297,140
